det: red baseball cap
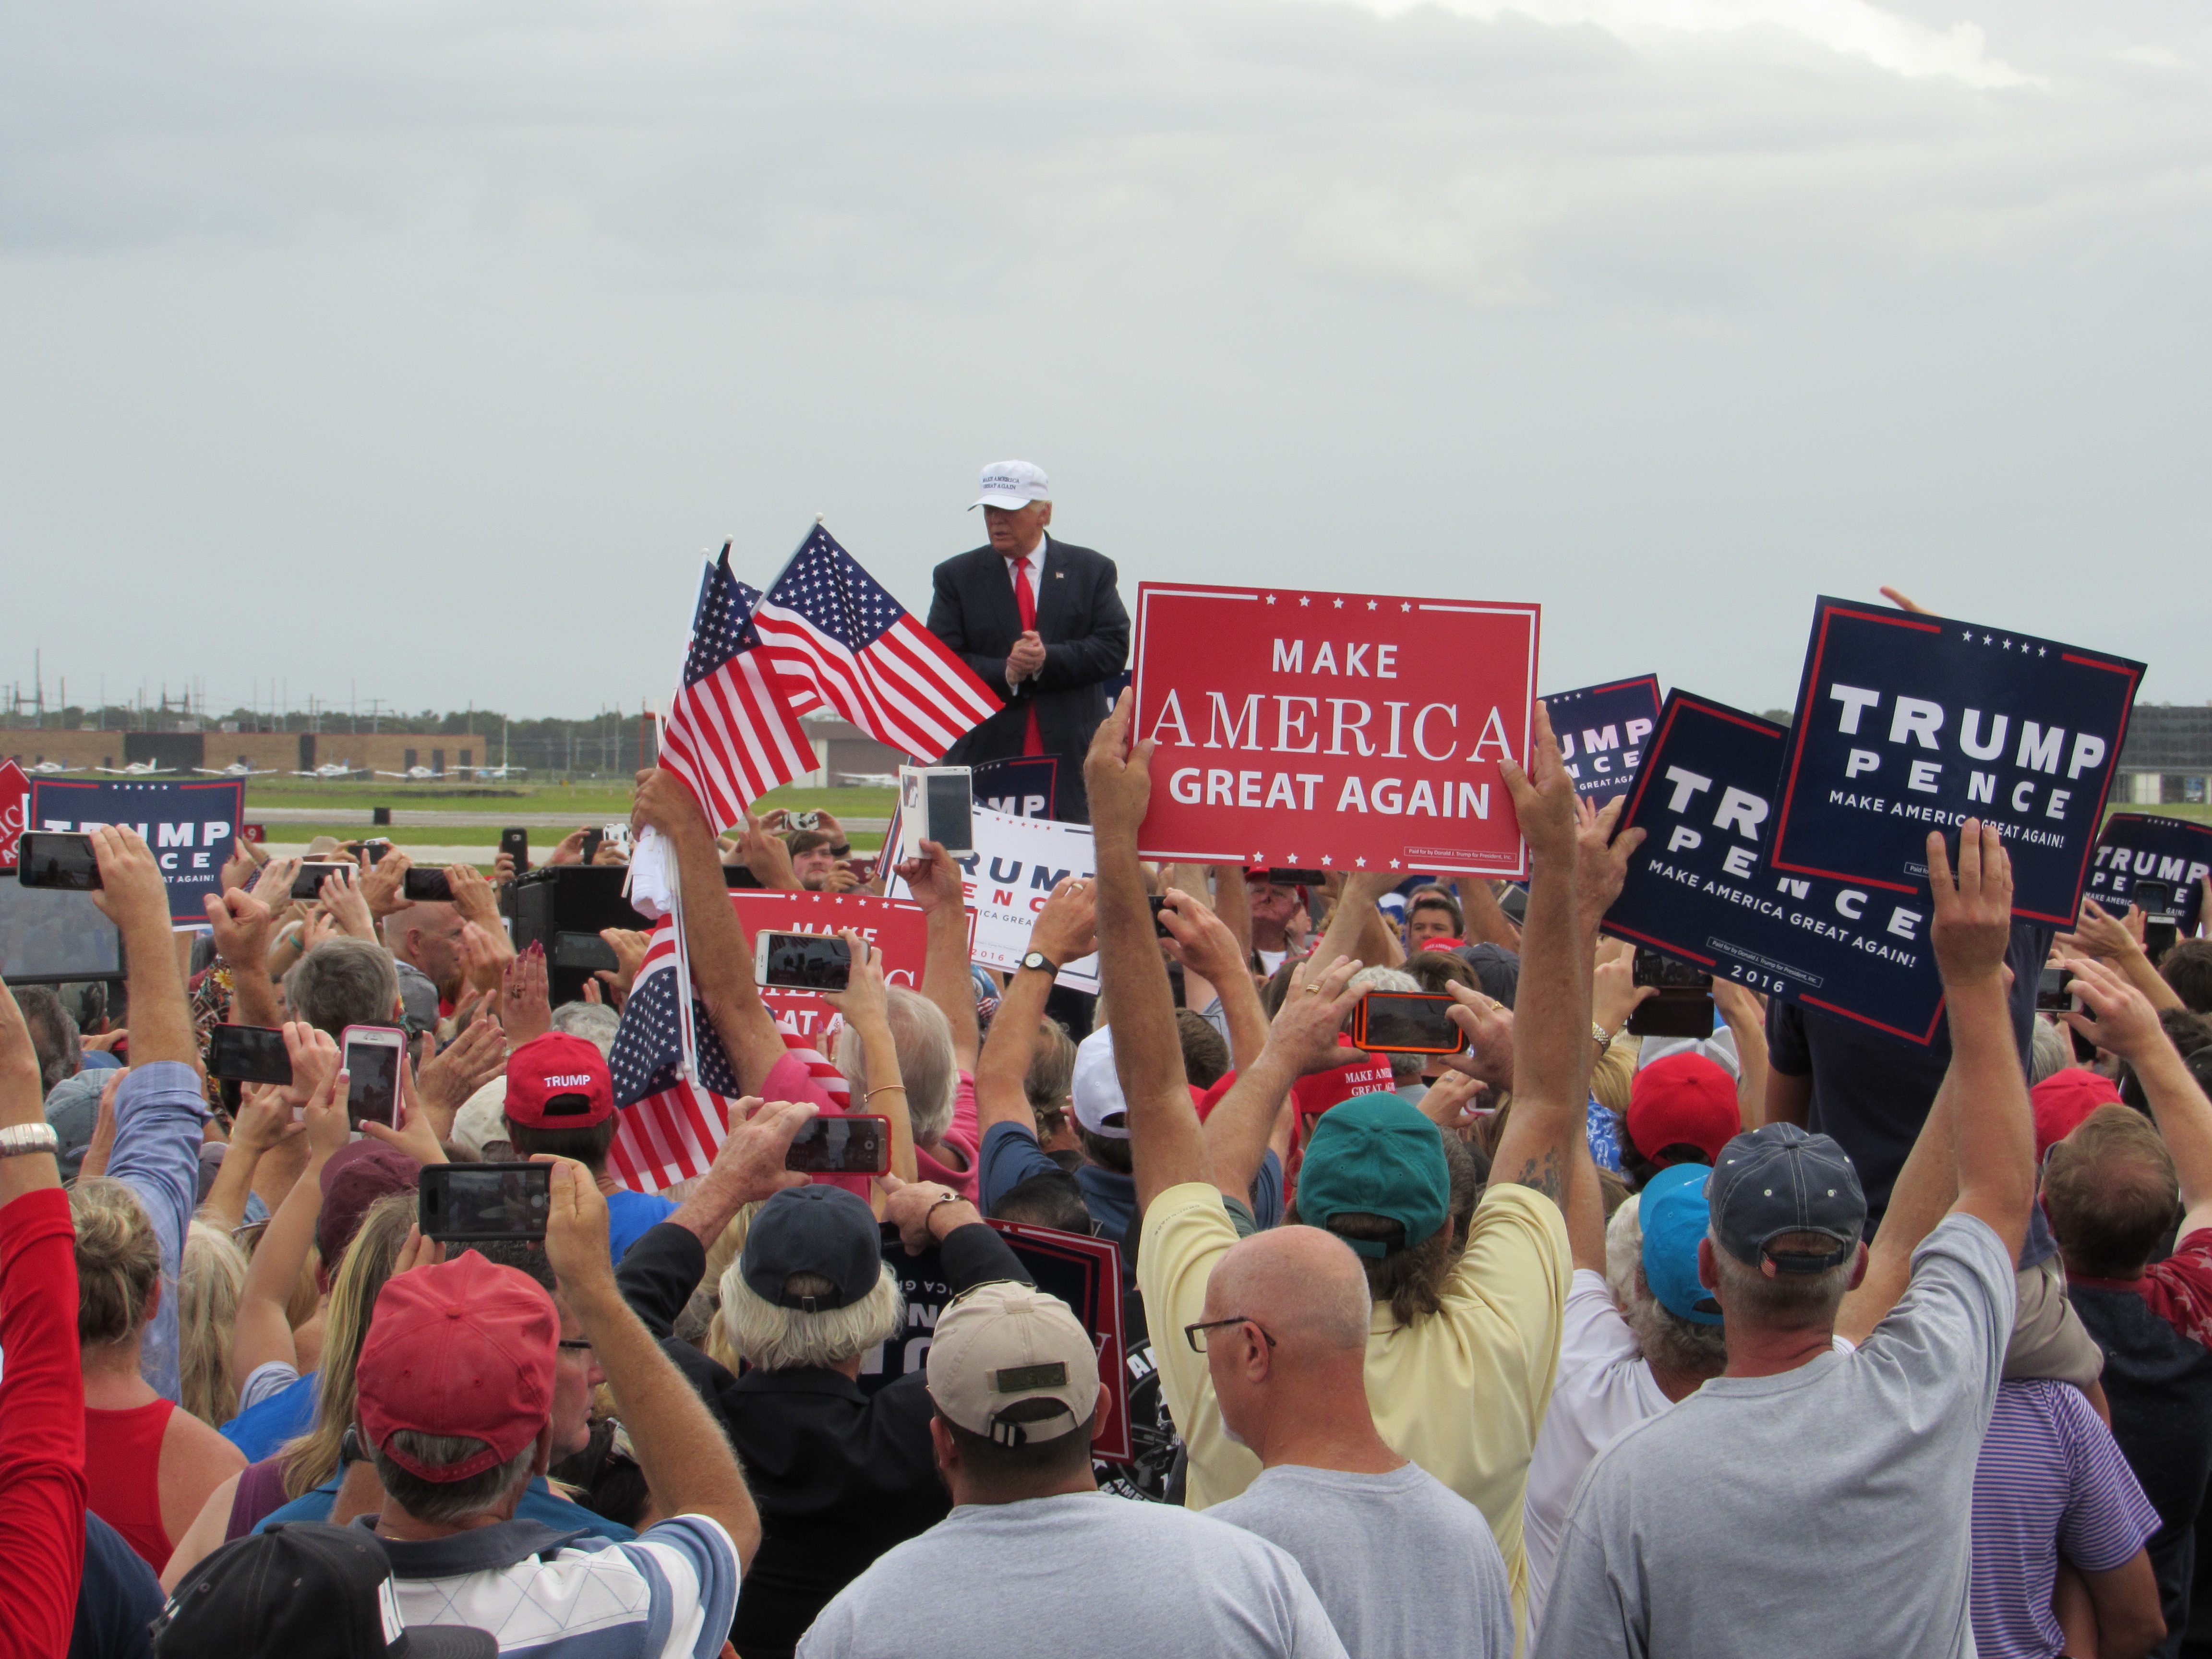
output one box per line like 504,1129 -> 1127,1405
1627,1052 -> 1741,1166
356,1250 -> 558,1482
2032,1068 -> 2122,1161
315,1141 -> 423,1268
503,1032 -> 613,1129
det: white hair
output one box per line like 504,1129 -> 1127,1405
1604,1191 -> 1644,1308
717,1257 -> 905,1371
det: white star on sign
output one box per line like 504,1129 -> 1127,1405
1332,598 -> 1344,609
1367,601 -> 1378,611
1298,596 -> 1310,607
1355,857 -> 1366,867
2038,647 -> 2047,657
1982,634 -> 1993,644
1264,594 -> 1276,605
1254,850 -> 1265,861
1401,602 -> 1411,612
1320,855 -> 1333,866
2003,639 -> 2013,650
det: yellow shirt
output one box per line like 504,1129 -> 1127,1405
1139,1178 -> 1572,1650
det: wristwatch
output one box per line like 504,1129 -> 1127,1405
0,1124 -> 60,1159
1020,950 -> 1060,979
1590,1022 -> 1613,1049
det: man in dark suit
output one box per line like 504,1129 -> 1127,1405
925,460 -> 1130,823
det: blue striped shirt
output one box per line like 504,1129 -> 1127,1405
1970,1378 -> 2161,1659
372,1511 -> 739,1659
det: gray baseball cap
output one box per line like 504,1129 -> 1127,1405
1708,1122 -> 1865,1274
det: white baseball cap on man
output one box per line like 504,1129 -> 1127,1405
971,460 -> 1050,511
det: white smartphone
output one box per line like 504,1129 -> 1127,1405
897,765 -> 974,861
753,930 -> 853,992
602,821 -> 634,853
339,1023 -> 406,1130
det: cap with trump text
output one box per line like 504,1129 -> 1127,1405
503,1032 -> 613,1129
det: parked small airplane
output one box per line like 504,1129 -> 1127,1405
193,762 -> 280,778
290,761 -> 360,779
23,760 -> 86,775
462,764 -> 527,780
95,761 -> 177,776
375,766 -> 441,781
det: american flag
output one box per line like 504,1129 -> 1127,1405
656,545 -> 818,833
753,523 -> 1000,761
607,915 -> 851,1192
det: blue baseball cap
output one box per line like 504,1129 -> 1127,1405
1639,1164 -> 1723,1326
1709,1122 -> 1865,1274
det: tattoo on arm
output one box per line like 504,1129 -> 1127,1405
1511,1147 -> 1563,1204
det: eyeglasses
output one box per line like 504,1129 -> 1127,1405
1184,1315 -> 1278,1355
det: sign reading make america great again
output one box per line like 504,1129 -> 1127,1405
1771,598 -> 2143,928
1129,584 -> 1540,878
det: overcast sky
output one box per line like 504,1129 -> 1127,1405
3,0 -> 2207,721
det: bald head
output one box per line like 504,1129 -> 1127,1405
1206,1226 -> 1371,1353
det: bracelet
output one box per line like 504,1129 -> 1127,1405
926,1190 -> 965,1219
866,1084 -> 907,1099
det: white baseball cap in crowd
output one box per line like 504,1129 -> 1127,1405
1069,1026 -> 1129,1139
971,460 -> 1051,511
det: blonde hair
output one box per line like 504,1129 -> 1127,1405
71,1178 -> 162,1348
837,988 -> 956,1145
180,1221 -> 250,1426
277,1192 -> 415,1500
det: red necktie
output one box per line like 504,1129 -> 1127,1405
1013,555 -> 1043,757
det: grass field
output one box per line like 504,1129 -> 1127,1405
242,777 -> 894,819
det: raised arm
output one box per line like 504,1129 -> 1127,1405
231,1054 -> 351,1383
974,879 -> 1097,1142
1474,705 -> 1589,1205
632,769 -> 787,1095
1201,957 -> 1366,1203
1314,870 -> 1395,974
1455,877 -> 1522,951
1161,889 -> 1269,1071
1084,695 -> 1207,1211
204,886 -> 283,1029
90,827 -> 210,1401
2064,952 -> 2212,1241
2061,899 -> 2182,1014
1927,821 -> 2035,1261
542,1157 -> 761,1566
896,841 -> 982,1071
820,933 -> 917,1192
0,983 -> 83,1659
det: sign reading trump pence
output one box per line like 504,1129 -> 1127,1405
1771,598 -> 2143,927
1129,583 -> 1540,877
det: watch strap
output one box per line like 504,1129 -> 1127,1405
1021,951 -> 1060,978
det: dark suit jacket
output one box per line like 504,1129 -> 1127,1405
925,535 -> 1130,822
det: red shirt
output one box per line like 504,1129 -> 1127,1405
0,1186 -> 87,1659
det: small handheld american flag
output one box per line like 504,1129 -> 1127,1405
753,523 -> 1001,762
656,544 -> 818,834
607,915 -> 852,1193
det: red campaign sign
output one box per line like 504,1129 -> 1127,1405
0,761 -> 25,870
729,890 -> 930,1046
1130,583 -> 1540,877
240,823 -> 267,844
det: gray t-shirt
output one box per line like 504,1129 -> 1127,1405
1212,1462 -> 1515,1659
1534,1213 -> 2016,1659
797,1490 -> 1348,1659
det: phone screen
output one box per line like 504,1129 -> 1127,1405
16,833 -> 101,891
925,772 -> 974,854
419,1164 -> 553,1240
784,1115 -> 890,1175
345,1034 -> 403,1128
552,931 -> 620,971
403,867 -> 454,903
1357,992 -> 1467,1053
2036,966 -> 2075,1013
1634,950 -> 1713,990
759,932 -> 853,991
294,862 -> 354,902
2133,879 -> 2177,921
209,1024 -> 293,1085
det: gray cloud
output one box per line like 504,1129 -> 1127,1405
1,0 -> 2207,718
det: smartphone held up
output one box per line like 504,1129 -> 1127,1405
340,1024 -> 406,1129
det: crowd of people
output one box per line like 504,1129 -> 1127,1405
7,690 -> 2212,1659
3,470 -> 2210,1657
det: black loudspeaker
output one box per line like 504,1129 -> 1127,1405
512,866 -> 653,1006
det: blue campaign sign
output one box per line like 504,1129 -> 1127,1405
970,755 -> 1059,820
2087,813 -> 2212,933
1770,598 -> 2143,928
1604,691 -> 1947,1046
1543,675 -> 1661,803
29,779 -> 246,924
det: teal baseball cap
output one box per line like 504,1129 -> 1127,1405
1296,1093 -> 1450,1259
1639,1163 -> 1723,1326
